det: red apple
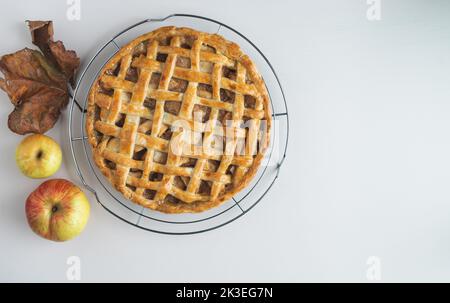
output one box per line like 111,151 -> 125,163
25,179 -> 90,242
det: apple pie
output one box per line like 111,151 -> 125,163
86,26 -> 271,213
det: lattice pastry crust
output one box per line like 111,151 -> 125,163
86,27 -> 271,213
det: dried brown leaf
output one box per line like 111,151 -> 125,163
0,48 -> 69,134
49,40 -> 80,86
27,20 -> 79,86
27,20 -> 54,59
0,21 -> 80,135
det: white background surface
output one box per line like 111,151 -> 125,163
0,0 -> 449,282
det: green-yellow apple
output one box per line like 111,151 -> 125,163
25,179 -> 90,242
16,134 -> 62,178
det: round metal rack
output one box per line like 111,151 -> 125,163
68,14 -> 289,235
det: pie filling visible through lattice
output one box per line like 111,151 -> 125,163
86,26 -> 271,213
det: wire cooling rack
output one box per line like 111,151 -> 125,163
68,14 -> 289,235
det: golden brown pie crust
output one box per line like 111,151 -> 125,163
86,26 -> 271,213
